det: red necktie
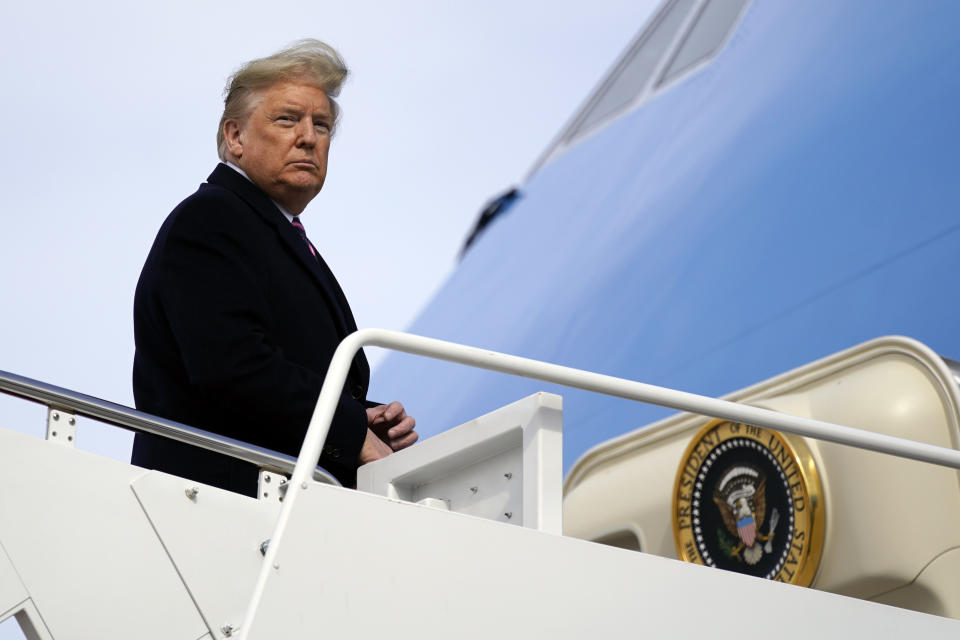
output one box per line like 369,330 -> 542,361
290,217 -> 317,260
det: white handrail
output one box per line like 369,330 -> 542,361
240,328 -> 960,638
0,368 -> 339,485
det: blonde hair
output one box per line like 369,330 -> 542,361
217,39 -> 349,160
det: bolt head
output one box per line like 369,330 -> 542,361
52,412 -> 60,421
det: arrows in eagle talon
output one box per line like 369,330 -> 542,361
764,508 -> 780,554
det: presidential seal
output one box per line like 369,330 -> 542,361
672,421 -> 824,585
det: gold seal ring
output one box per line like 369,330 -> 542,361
672,420 -> 825,586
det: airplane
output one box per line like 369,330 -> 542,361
3,0 -> 960,636
373,1 -> 960,476
372,0 -> 960,512
368,0 -> 960,617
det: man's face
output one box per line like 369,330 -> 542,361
226,81 -> 332,214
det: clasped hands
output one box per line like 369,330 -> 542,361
358,401 -> 417,465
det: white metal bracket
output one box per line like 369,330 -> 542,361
257,470 -> 288,504
357,392 -> 563,533
45,409 -> 76,448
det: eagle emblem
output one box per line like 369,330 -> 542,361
674,423 -> 824,585
713,464 -> 779,566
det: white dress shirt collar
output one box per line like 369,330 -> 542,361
223,161 -> 295,223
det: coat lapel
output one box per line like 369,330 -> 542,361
275,221 -> 353,333
206,165 -> 348,329
206,164 -> 370,382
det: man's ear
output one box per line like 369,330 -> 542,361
224,119 -> 243,158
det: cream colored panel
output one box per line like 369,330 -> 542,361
563,336 -> 960,615
783,352 -> 960,596
872,547 -> 960,619
564,428 -> 688,553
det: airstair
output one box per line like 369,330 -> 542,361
2,330 -> 959,638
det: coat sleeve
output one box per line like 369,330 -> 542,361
153,193 -> 367,480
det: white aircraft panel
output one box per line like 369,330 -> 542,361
358,392 -> 563,532
0,428 -> 208,639
131,472 -> 281,637
0,542 -> 28,621
245,482 -> 960,638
